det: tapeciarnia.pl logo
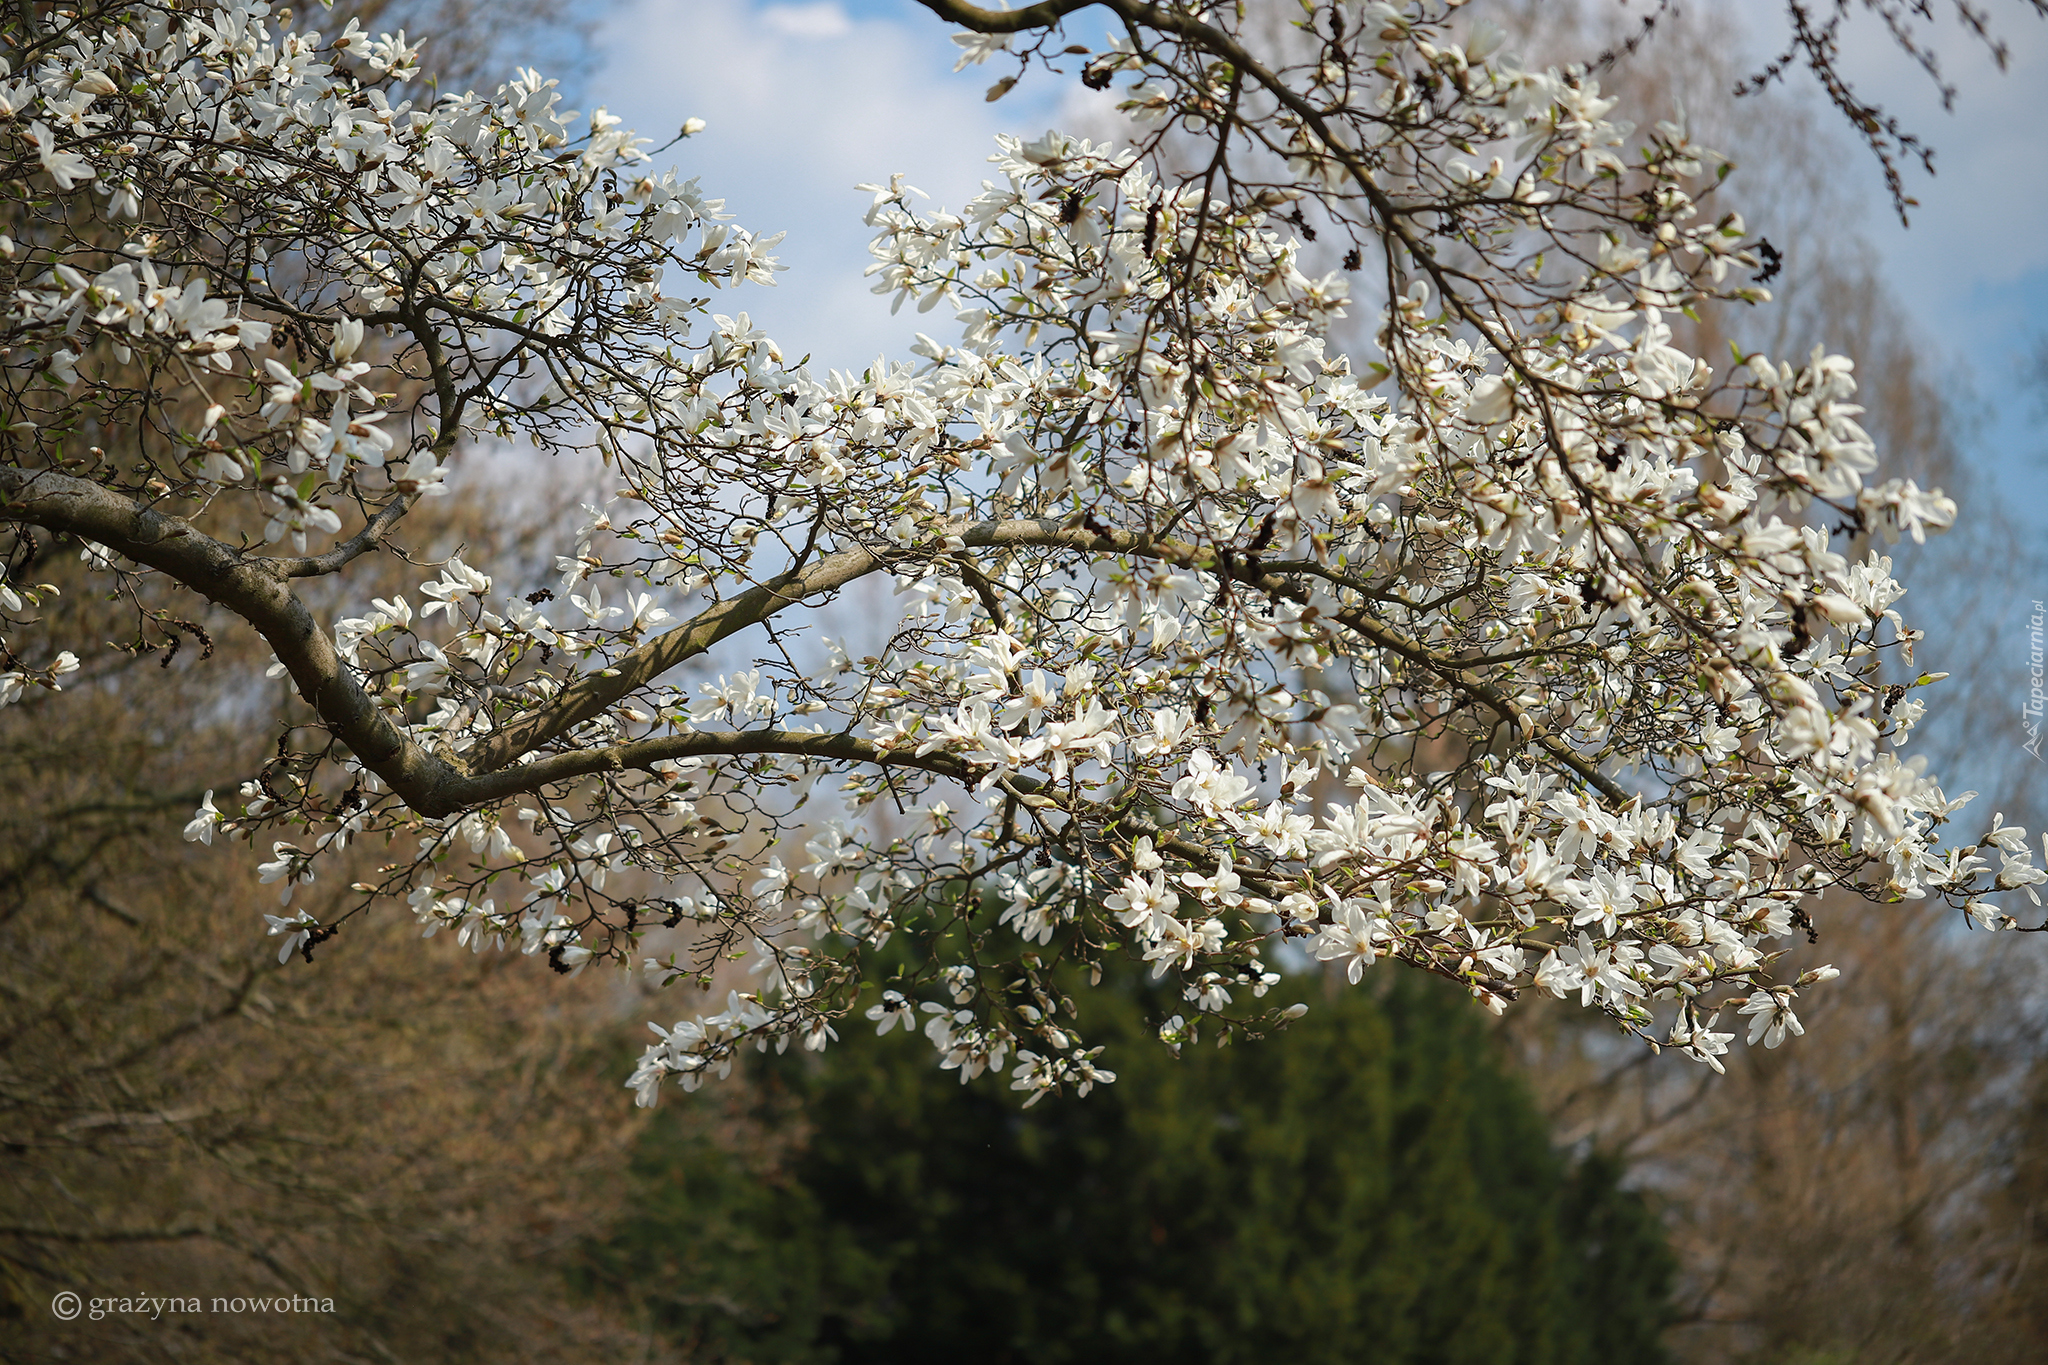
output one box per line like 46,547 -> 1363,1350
2025,599 -> 2045,762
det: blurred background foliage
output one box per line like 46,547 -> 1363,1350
0,488 -> 672,1363
4,1 -> 2048,1362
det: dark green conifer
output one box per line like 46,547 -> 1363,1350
591,972 -> 1675,1365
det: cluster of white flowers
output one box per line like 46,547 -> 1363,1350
3,1 -> 2040,1106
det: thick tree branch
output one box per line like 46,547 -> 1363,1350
470,516 -> 1148,776
0,467 -> 470,812
914,0 -> 1099,31
468,542 -> 888,773
461,726 -> 974,804
4,469 -> 1625,814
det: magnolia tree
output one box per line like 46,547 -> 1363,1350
1,0 -> 2041,1108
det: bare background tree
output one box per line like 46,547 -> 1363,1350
1479,5 -> 2048,1363
0,5 -> 685,1360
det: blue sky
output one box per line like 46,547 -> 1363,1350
1811,0 -> 2048,510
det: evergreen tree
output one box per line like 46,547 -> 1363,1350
590,972 -> 1676,1365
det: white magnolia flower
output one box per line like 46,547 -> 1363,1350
264,911 -> 319,964
183,790 -> 221,845
1738,989 -> 1806,1049
420,559 -> 492,619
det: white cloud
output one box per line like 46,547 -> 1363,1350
594,0 -> 1067,370
762,3 -> 853,40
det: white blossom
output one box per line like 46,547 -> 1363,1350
0,0 -> 2025,1111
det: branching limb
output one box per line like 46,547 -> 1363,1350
261,492 -> 420,579
0,466 -> 468,812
